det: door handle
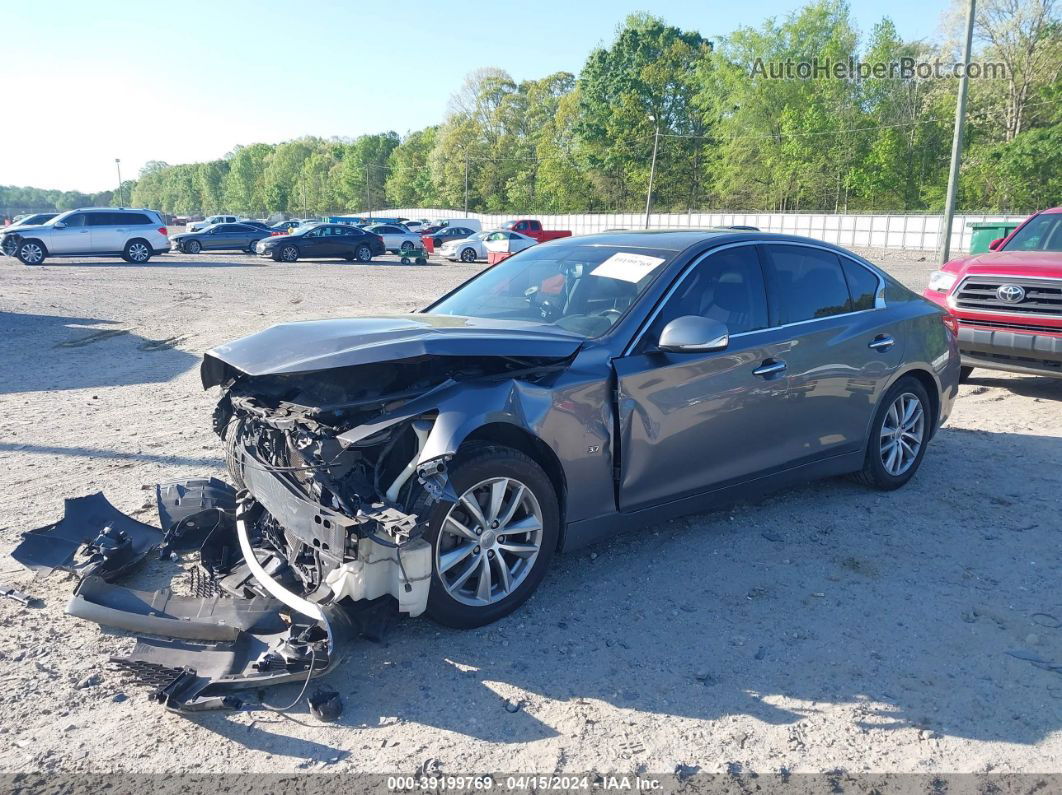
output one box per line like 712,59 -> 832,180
753,359 -> 787,377
868,335 -> 895,351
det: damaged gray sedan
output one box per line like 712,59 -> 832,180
204,230 -> 960,629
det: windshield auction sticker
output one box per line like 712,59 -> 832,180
590,252 -> 665,283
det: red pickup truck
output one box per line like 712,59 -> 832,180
922,207 -> 1062,380
502,219 -> 572,243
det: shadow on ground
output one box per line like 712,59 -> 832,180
180,428 -> 1061,756
0,310 -> 198,394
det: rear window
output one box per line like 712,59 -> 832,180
763,244 -> 852,324
841,259 -> 881,311
1003,214 -> 1062,252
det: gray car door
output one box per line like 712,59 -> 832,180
758,243 -> 904,466
613,244 -> 792,511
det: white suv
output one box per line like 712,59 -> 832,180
188,215 -> 239,232
2,208 -> 171,265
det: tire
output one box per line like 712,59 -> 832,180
122,239 -> 152,264
412,444 -> 559,628
959,366 -> 974,383
400,241 -> 415,253
854,376 -> 932,490
279,244 -> 299,262
460,247 -> 477,263
185,239 -> 202,254
2,237 -> 16,257
16,239 -> 46,265
354,244 -> 372,263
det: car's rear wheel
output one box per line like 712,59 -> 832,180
123,239 -> 152,263
279,244 -> 299,262
414,444 -> 559,628
354,244 -> 372,262
185,240 -> 202,254
854,376 -> 931,490
16,240 -> 46,265
460,247 -> 477,262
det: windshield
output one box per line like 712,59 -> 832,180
1002,213 -> 1062,252
426,241 -> 675,338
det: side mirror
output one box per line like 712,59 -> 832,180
658,316 -> 729,353
988,238 -> 1004,251
53,221 -> 67,229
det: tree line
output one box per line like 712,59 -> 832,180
4,0 -> 1058,218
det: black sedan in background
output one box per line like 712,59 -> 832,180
429,226 -> 477,247
172,223 -> 270,254
255,223 -> 384,262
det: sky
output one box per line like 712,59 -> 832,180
3,0 -> 952,192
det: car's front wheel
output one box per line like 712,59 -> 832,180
123,239 -> 152,263
16,239 -> 46,265
855,376 -> 932,490
400,241 -> 415,253
184,240 -> 202,254
460,247 -> 477,263
415,444 -> 559,628
279,244 -> 299,262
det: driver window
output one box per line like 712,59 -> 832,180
646,247 -> 768,346
305,227 -> 321,237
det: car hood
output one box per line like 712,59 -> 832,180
201,314 -> 584,387
2,223 -> 50,235
945,250 -> 1062,279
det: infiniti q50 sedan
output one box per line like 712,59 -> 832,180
202,230 -> 960,629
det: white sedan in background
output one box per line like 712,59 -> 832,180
366,223 -> 423,253
439,229 -> 537,262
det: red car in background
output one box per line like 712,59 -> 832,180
501,219 -> 572,243
923,207 -> 1062,380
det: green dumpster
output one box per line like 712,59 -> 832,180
968,221 -> 1021,253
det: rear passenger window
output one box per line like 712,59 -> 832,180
124,213 -> 151,225
842,259 -> 881,311
763,245 -> 851,324
648,246 -> 768,342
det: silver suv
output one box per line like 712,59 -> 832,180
2,208 -> 171,265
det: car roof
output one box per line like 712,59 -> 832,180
554,229 -> 876,257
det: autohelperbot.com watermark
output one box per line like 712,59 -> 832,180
751,57 -> 1008,80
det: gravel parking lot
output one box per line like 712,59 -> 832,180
1,244 -> 1060,777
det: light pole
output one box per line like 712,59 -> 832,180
114,158 -> 124,206
464,155 -> 470,215
940,0 -> 976,263
644,115 -> 660,229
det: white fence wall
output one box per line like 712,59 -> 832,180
365,208 -> 1027,254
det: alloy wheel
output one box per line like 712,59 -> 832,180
436,477 -> 543,606
879,392 -> 924,476
355,245 -> 371,262
128,242 -> 150,262
461,248 -> 476,262
19,242 -> 43,264
281,245 -> 298,262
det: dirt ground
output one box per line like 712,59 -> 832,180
0,243 -> 1060,777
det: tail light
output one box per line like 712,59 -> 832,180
942,313 -> 959,336
158,227 -> 168,236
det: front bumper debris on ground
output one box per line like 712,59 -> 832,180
7,476 -> 414,714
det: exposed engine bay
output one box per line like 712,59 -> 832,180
212,353 -> 569,619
